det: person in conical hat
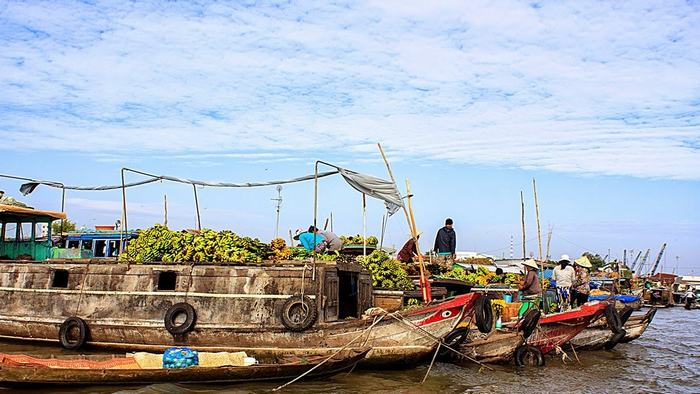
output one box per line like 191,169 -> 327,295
552,254 -> 576,311
519,259 -> 542,296
571,255 -> 592,307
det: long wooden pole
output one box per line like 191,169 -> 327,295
164,194 -> 168,228
520,191 -> 526,259
377,143 -> 430,303
533,179 -> 543,262
406,179 -> 431,303
532,178 -> 546,312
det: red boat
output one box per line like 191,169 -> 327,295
499,301 -> 610,366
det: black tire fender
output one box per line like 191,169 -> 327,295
514,345 -> 545,367
474,296 -> 493,334
280,295 -> 318,332
438,327 -> 470,359
164,302 -> 197,336
518,308 -> 541,339
603,328 -> 627,350
604,303 -> 623,333
59,316 -> 89,350
619,307 -> 634,326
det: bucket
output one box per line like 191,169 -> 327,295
503,294 -> 513,303
518,302 -> 533,317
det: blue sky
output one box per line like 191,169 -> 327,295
1,1 -> 699,273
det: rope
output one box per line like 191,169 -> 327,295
271,313 -> 386,392
422,341 -> 441,384
0,170 -> 339,192
384,310 -> 494,370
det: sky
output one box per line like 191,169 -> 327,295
0,1 -> 698,273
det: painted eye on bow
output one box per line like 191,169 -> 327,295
441,310 -> 453,318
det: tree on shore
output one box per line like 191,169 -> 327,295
52,220 -> 76,234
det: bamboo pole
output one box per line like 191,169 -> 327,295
406,179 -> 431,303
192,184 -> 202,230
533,179 -> 543,261
533,178 -> 546,312
520,191 -> 526,259
362,194 -> 367,258
377,143 -> 431,303
164,194 -> 168,228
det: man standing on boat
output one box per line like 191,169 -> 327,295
433,218 -> 456,262
552,255 -> 576,311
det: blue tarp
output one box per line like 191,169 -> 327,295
588,294 -> 640,303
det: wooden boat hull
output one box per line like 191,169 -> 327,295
0,260 -> 480,367
0,349 -> 369,387
568,307 -> 657,349
457,330 -> 525,363
0,293 -> 478,367
526,302 -> 607,355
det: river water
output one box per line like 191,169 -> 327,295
1,307 -> 697,394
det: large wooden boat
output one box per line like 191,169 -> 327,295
0,203 -> 484,367
0,348 -> 369,387
568,307 -> 657,349
0,258 -> 479,366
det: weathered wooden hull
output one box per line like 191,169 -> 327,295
457,330 -> 524,364
568,307 -> 657,349
0,348 -> 369,387
0,260 -> 479,366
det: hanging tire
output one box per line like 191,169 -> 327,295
603,328 -> 627,350
514,345 -> 545,367
604,303 -> 623,333
518,308 -> 541,339
474,296 -> 493,334
164,302 -> 197,336
280,295 -> 318,332
438,327 -> 470,359
59,317 -> 89,350
619,307 -> 634,326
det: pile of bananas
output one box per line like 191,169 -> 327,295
269,238 -> 291,261
120,225 -> 270,264
339,235 -> 379,246
356,250 -> 414,290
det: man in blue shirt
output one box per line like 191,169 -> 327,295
295,226 -> 326,251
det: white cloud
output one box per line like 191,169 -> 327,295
0,1 -> 699,178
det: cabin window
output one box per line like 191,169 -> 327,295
157,271 -> 177,291
94,240 -> 107,257
338,271 -> 359,319
81,240 -> 93,251
19,222 -> 32,241
108,240 -> 120,257
34,223 -> 48,241
1,223 -> 13,241
51,269 -> 69,288
67,240 -> 80,249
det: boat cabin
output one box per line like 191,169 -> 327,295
55,227 -> 138,259
0,204 -> 65,260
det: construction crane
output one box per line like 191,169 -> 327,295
636,249 -> 651,274
649,243 -> 667,276
629,250 -> 643,272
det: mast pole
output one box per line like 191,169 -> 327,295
378,143 -> 431,303
520,191 -> 526,259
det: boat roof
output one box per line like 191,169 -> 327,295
0,204 -> 66,221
